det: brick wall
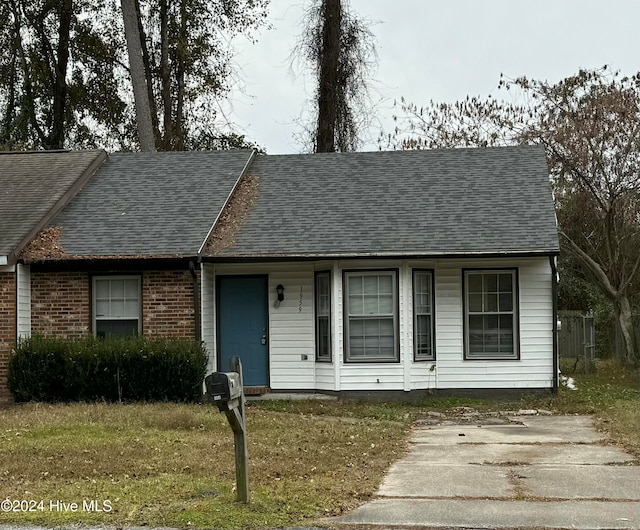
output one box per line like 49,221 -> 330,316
142,270 -> 196,337
0,272 -> 16,405
32,271 -> 91,337
30,269 -> 196,339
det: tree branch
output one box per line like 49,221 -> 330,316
559,230 -> 617,299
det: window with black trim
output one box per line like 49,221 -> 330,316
93,276 -> 141,337
464,269 -> 518,360
344,270 -> 398,362
315,271 -> 331,361
413,270 -> 435,361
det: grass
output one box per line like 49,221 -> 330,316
0,358 -> 637,529
0,401 -> 409,529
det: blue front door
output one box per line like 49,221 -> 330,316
217,276 -> 269,387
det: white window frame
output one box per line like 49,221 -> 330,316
344,269 -> 399,363
463,269 -> 519,360
92,275 -> 142,337
315,271 -> 332,362
413,269 -> 435,361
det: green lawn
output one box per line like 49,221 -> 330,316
0,358 -> 637,529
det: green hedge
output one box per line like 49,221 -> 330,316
8,335 -> 208,403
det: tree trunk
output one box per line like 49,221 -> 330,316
315,0 -> 341,153
134,0 -> 160,146
174,0 -> 187,151
614,295 -> 637,365
121,0 -> 156,152
47,0 -> 72,149
159,0 -> 173,150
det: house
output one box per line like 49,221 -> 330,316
0,150 -> 106,404
2,145 -> 560,401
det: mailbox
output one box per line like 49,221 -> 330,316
205,372 -> 242,403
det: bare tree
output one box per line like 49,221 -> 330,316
386,68 -> 640,365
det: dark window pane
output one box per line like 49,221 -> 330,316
484,328 -> 499,352
416,315 -> 432,357
485,274 -> 498,292
499,273 -> 513,292
469,293 -> 483,312
486,314 -> 499,331
317,317 -> 330,358
485,293 -> 498,312
468,274 -> 482,293
499,293 -> 513,312
499,328 -> 514,353
96,319 -> 138,337
499,314 -> 513,333
468,315 -> 485,354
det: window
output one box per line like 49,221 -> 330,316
413,270 -> 435,361
93,276 -> 141,337
315,271 -> 331,361
344,270 -> 398,362
464,269 -> 518,360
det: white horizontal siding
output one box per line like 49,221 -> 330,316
201,264 -> 216,374
16,264 -> 31,338
339,363 -> 405,391
434,257 -> 554,389
268,268 -> 315,389
315,363 -> 334,390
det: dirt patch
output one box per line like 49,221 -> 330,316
203,173 -> 259,255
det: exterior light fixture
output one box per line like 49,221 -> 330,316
274,284 -> 285,308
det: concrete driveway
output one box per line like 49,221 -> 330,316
334,413 -> 640,529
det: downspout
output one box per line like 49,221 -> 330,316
549,255 -> 559,394
189,260 -> 201,342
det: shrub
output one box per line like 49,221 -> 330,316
8,335 -> 207,403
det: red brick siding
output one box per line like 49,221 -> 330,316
142,270 -> 195,337
31,271 -> 91,337
0,272 -> 16,405
30,269 -> 196,339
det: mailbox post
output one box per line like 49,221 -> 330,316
204,356 -> 249,503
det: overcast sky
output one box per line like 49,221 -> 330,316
223,0 -> 639,154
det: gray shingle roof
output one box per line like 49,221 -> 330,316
212,145 -> 559,257
0,150 -> 105,259
54,151 -> 252,256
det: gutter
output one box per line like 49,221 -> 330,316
201,249 -> 561,263
549,255 -> 559,393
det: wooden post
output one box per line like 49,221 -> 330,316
228,356 -> 249,503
